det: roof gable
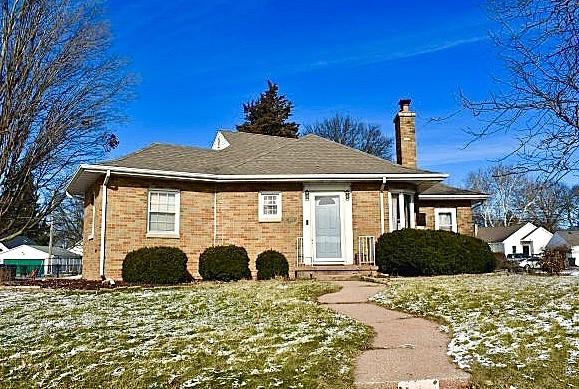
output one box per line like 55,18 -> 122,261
476,223 -> 534,243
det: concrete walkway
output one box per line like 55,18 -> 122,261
318,281 -> 470,389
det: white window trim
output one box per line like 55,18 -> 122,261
258,191 -> 282,222
146,189 -> 180,238
89,191 -> 96,240
434,208 -> 457,233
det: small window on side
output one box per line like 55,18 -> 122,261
259,192 -> 282,222
434,208 -> 457,233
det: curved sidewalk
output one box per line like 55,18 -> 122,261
318,281 -> 470,389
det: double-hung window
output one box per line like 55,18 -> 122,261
148,190 -> 180,236
259,192 -> 282,222
434,208 -> 457,233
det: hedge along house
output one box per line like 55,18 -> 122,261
67,100 -> 488,280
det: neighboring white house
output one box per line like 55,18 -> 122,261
0,245 -> 82,278
546,231 -> 579,267
477,222 -> 553,257
68,240 -> 83,256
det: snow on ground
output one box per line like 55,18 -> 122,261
0,281 -> 371,388
371,273 -> 579,388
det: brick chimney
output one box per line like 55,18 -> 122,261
394,99 -> 417,168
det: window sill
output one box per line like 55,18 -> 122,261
146,232 -> 180,239
259,218 -> 282,223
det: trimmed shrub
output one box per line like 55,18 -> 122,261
256,250 -> 289,280
199,245 -> 252,281
122,246 -> 189,284
376,229 -> 496,276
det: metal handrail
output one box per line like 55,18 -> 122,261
296,237 -> 304,266
357,236 -> 375,265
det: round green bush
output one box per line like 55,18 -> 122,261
256,250 -> 289,280
199,245 -> 252,281
122,246 -> 189,284
376,229 -> 496,276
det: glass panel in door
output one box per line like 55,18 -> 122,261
314,195 -> 342,259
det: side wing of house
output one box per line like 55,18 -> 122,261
417,183 -> 488,235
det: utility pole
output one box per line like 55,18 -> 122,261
47,217 -> 54,276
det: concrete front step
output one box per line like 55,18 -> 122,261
294,265 -> 378,280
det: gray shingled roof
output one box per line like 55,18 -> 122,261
554,231 -> 579,247
421,183 -> 486,196
31,246 -> 81,259
1,236 -> 36,249
476,224 -> 527,243
103,131 -> 437,176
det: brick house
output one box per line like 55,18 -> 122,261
67,99 -> 487,280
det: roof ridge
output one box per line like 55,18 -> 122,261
149,142 -> 216,152
102,143 -> 215,165
302,134 -> 435,174
221,130 -> 300,142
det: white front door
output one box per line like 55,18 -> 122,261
313,194 -> 344,262
302,185 -> 354,265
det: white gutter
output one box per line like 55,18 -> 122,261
99,170 -> 111,278
418,194 -> 490,200
379,177 -> 386,235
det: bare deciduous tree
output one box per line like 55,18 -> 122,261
527,182 -> 579,231
302,114 -> 393,160
462,0 -> 579,183
0,0 -> 133,241
467,164 -> 535,227
467,164 -> 579,231
51,198 -> 83,248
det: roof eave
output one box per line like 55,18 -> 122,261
418,194 -> 490,200
66,164 -> 448,195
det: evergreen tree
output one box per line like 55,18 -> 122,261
236,81 -> 299,138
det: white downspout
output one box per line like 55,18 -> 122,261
213,190 -> 217,246
380,177 -> 386,235
99,170 -> 111,278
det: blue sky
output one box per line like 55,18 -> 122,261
105,0 -> 512,185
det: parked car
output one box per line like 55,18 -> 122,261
506,253 -> 527,263
519,257 -> 541,271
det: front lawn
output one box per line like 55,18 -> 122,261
0,281 -> 371,388
371,274 -> 579,388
